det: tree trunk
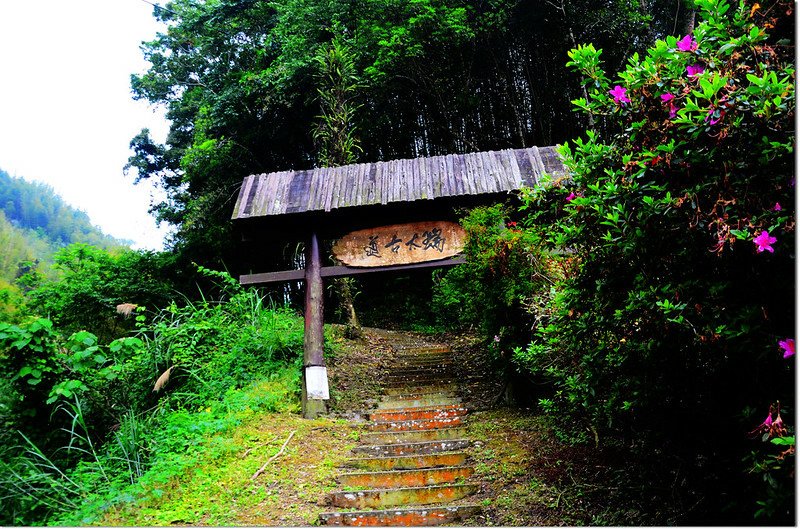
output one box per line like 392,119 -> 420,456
682,7 -> 696,35
302,231 -> 328,418
336,277 -> 363,339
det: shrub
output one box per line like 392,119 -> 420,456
0,268 -> 307,525
433,204 -> 570,399
25,244 -> 176,342
517,0 -> 794,522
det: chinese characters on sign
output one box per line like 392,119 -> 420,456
332,221 -> 467,267
367,228 -> 445,258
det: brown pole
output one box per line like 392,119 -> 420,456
302,231 -> 328,418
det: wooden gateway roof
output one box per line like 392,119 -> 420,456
231,146 -> 566,220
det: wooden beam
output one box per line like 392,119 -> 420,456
241,269 -> 306,284
321,257 -> 466,277
240,256 -> 467,286
302,232 -> 327,419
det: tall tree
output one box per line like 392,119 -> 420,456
127,0 -> 694,270
313,35 -> 363,336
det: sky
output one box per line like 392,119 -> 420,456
0,0 -> 173,250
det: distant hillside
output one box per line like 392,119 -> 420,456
0,168 -> 128,282
0,168 -> 126,249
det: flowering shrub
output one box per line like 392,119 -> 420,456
519,0 -> 794,521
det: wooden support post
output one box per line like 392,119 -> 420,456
302,231 -> 328,418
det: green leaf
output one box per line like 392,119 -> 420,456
11,337 -> 31,349
770,436 -> 795,446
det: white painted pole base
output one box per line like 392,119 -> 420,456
305,366 -> 330,400
302,366 -> 329,419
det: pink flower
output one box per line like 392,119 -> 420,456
609,85 -> 630,104
494,335 -> 501,343
566,192 -> 577,202
705,108 -> 721,125
773,202 -> 782,211
686,64 -> 705,77
779,339 -> 795,358
753,230 -> 777,253
748,404 -> 789,439
660,93 -> 678,118
749,411 -> 774,438
677,35 -> 699,52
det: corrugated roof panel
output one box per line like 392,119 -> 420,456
236,174 -> 255,218
445,153 -> 457,197
322,165 -> 335,212
354,163 -> 365,207
466,153 -> 480,195
424,156 -> 435,200
539,146 -> 568,179
344,164 -> 357,209
515,149 -> 535,188
253,173 -> 271,216
455,153 -> 468,196
231,146 -> 565,220
399,158 -> 409,203
306,167 -> 321,212
481,151 -> 497,194
333,165 -> 348,210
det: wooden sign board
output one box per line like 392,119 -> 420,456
332,221 -> 466,267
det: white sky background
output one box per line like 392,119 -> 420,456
0,0 -> 173,250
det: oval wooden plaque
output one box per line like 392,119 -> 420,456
332,221 -> 466,267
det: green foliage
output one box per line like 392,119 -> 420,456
0,318 -> 60,414
0,368 -> 299,526
0,267 -> 307,525
25,243 -> 176,342
127,0 -> 686,266
137,289 -> 305,408
0,279 -> 26,323
434,204 -> 566,357
314,34 -> 363,167
512,0 -> 794,522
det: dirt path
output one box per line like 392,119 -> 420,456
98,326 -> 650,526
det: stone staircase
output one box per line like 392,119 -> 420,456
319,340 -> 481,526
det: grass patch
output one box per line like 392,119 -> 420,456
89,372 -> 356,526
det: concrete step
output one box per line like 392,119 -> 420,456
324,334 -> 481,527
392,355 -> 452,363
337,465 -> 474,489
361,427 -> 468,445
341,452 -> 469,471
376,396 -> 461,410
393,354 -> 452,361
387,366 -> 454,376
326,483 -> 479,509
383,384 -> 457,396
368,415 -> 465,432
393,346 -> 451,355
319,504 -> 481,526
383,378 -> 456,388
352,439 -> 471,457
385,371 -> 455,380
386,391 -> 456,402
369,404 -> 467,423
